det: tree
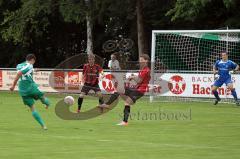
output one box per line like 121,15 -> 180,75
166,0 -> 240,28
0,0 -> 49,67
1,0 -> 51,46
85,0 -> 93,54
59,0 -> 88,54
1,0 -> 240,68
137,0 -> 147,57
94,0 -> 149,59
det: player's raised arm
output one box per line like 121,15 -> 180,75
233,62 -> 239,73
10,71 -> 22,91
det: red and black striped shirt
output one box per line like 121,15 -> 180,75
83,64 -> 103,85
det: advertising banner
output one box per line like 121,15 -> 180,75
0,70 -> 2,87
0,69 -> 238,99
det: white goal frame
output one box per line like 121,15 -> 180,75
150,29 -> 240,103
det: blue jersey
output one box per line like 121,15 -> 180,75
214,60 -> 237,79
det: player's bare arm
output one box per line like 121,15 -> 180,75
10,71 -> 22,91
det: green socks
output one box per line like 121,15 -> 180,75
32,111 -> 45,127
40,97 -> 50,106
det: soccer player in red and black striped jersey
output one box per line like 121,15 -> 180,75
77,53 -> 104,113
99,54 -> 151,126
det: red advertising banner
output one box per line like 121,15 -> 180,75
0,70 -> 2,87
68,72 -> 80,90
54,71 -> 65,89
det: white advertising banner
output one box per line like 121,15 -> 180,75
1,70 -> 57,92
0,70 -> 239,99
154,73 -> 239,99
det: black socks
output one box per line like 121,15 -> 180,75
123,105 -> 130,122
99,97 -> 104,105
78,97 -> 83,111
106,92 -> 120,105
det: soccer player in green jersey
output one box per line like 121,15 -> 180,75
10,54 -> 50,130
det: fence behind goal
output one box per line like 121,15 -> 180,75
150,30 -> 240,103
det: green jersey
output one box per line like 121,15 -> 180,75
16,61 -> 38,96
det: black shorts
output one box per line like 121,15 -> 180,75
81,83 -> 101,95
125,88 -> 144,103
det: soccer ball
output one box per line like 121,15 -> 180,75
64,96 -> 74,106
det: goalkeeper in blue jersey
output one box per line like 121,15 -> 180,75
211,51 -> 239,106
10,54 -> 50,130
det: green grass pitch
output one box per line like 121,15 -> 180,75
0,91 -> 240,159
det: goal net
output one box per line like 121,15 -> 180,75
150,30 -> 240,103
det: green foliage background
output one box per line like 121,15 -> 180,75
0,0 -> 239,67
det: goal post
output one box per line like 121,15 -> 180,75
150,29 -> 240,103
